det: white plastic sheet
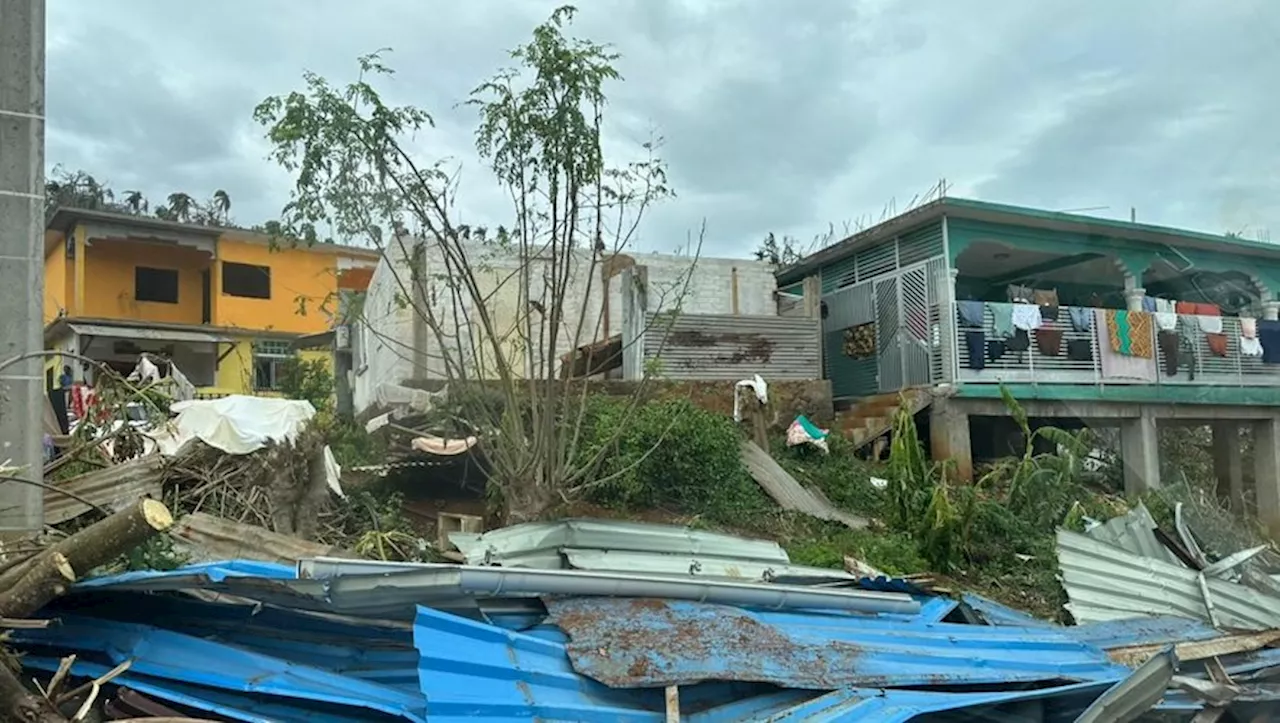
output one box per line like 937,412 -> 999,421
152,395 -> 317,456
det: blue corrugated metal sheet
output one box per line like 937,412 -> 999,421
14,615 -> 427,722
961,592 -> 1060,628
545,598 -> 1128,689
412,605 -> 663,721
1065,615 -> 1223,651
20,656 -> 386,723
74,558 -> 296,588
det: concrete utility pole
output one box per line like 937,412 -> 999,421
0,0 -> 46,531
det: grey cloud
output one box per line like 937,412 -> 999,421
44,0 -> 1280,257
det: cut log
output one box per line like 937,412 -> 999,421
0,552 -> 74,618
0,660 -> 65,722
0,499 -> 173,593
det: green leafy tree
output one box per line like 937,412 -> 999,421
754,232 -> 803,268
253,6 -> 693,521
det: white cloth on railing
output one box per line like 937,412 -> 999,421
1197,314 -> 1223,334
1153,299 -> 1178,331
1011,303 -> 1043,331
1242,337 -> 1264,357
1241,317 -> 1258,339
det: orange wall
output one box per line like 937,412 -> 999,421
44,231 -> 67,323
214,236 -> 339,333
81,240 -> 209,324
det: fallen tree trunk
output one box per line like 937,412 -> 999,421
0,659 -> 63,723
0,553 -> 74,619
0,499 -> 173,723
0,499 -> 173,592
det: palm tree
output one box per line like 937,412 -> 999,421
166,192 -> 195,222
123,190 -> 147,214
211,189 -> 231,223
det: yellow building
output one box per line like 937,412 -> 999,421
42,207 -> 378,396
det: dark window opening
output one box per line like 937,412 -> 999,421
135,267 -> 179,304
223,262 -> 271,299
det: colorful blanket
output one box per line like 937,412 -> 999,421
1106,309 -> 1154,359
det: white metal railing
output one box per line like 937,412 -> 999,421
949,302 -> 1280,388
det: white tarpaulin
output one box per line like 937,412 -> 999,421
152,395 -> 317,456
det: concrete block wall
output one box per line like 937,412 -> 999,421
354,238 -> 778,414
605,254 -> 777,334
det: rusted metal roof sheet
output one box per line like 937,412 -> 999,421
44,455 -> 165,525
1057,529 -> 1280,630
545,597 -> 1128,690
641,312 -> 821,381
740,440 -> 868,529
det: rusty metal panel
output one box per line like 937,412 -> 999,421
545,597 -> 1128,690
642,313 -> 820,380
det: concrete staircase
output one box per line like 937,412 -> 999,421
836,388 -> 934,457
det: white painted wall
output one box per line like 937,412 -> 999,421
352,237 -> 779,414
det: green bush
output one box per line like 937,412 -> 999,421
578,396 -> 769,522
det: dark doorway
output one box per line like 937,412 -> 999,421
201,269 -> 211,324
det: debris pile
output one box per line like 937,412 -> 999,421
2,515 -> 1277,721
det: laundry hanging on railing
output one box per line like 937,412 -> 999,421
991,304 -> 1015,339
1033,288 -> 1059,322
1068,307 -> 1093,333
1012,303 -> 1043,331
1105,309 -> 1154,359
1035,328 -> 1064,356
965,331 -> 986,370
1258,320 -> 1280,364
1153,298 -> 1178,331
1205,332 -> 1229,357
957,300 -> 986,329
1098,309 -> 1157,381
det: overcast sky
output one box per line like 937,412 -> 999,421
46,1 -> 1278,258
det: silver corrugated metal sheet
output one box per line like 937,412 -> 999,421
449,518 -> 791,566
1057,529 -> 1280,630
642,313 -> 820,380
1084,502 -> 1182,566
67,322 -> 234,344
740,440 -> 868,529
44,456 -> 165,525
1074,648 -> 1176,723
303,549 -> 855,583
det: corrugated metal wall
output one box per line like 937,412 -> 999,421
643,313 -> 820,380
819,220 -> 945,294
814,220 -> 948,400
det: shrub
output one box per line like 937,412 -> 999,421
578,396 -> 769,522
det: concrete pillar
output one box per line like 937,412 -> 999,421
1251,418 -> 1280,539
1123,286 -> 1147,313
930,399 -> 973,482
1212,422 -> 1246,511
1120,411 -> 1160,495
0,0 -> 46,531
1263,301 -> 1280,322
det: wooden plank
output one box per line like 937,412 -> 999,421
664,685 -> 680,723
